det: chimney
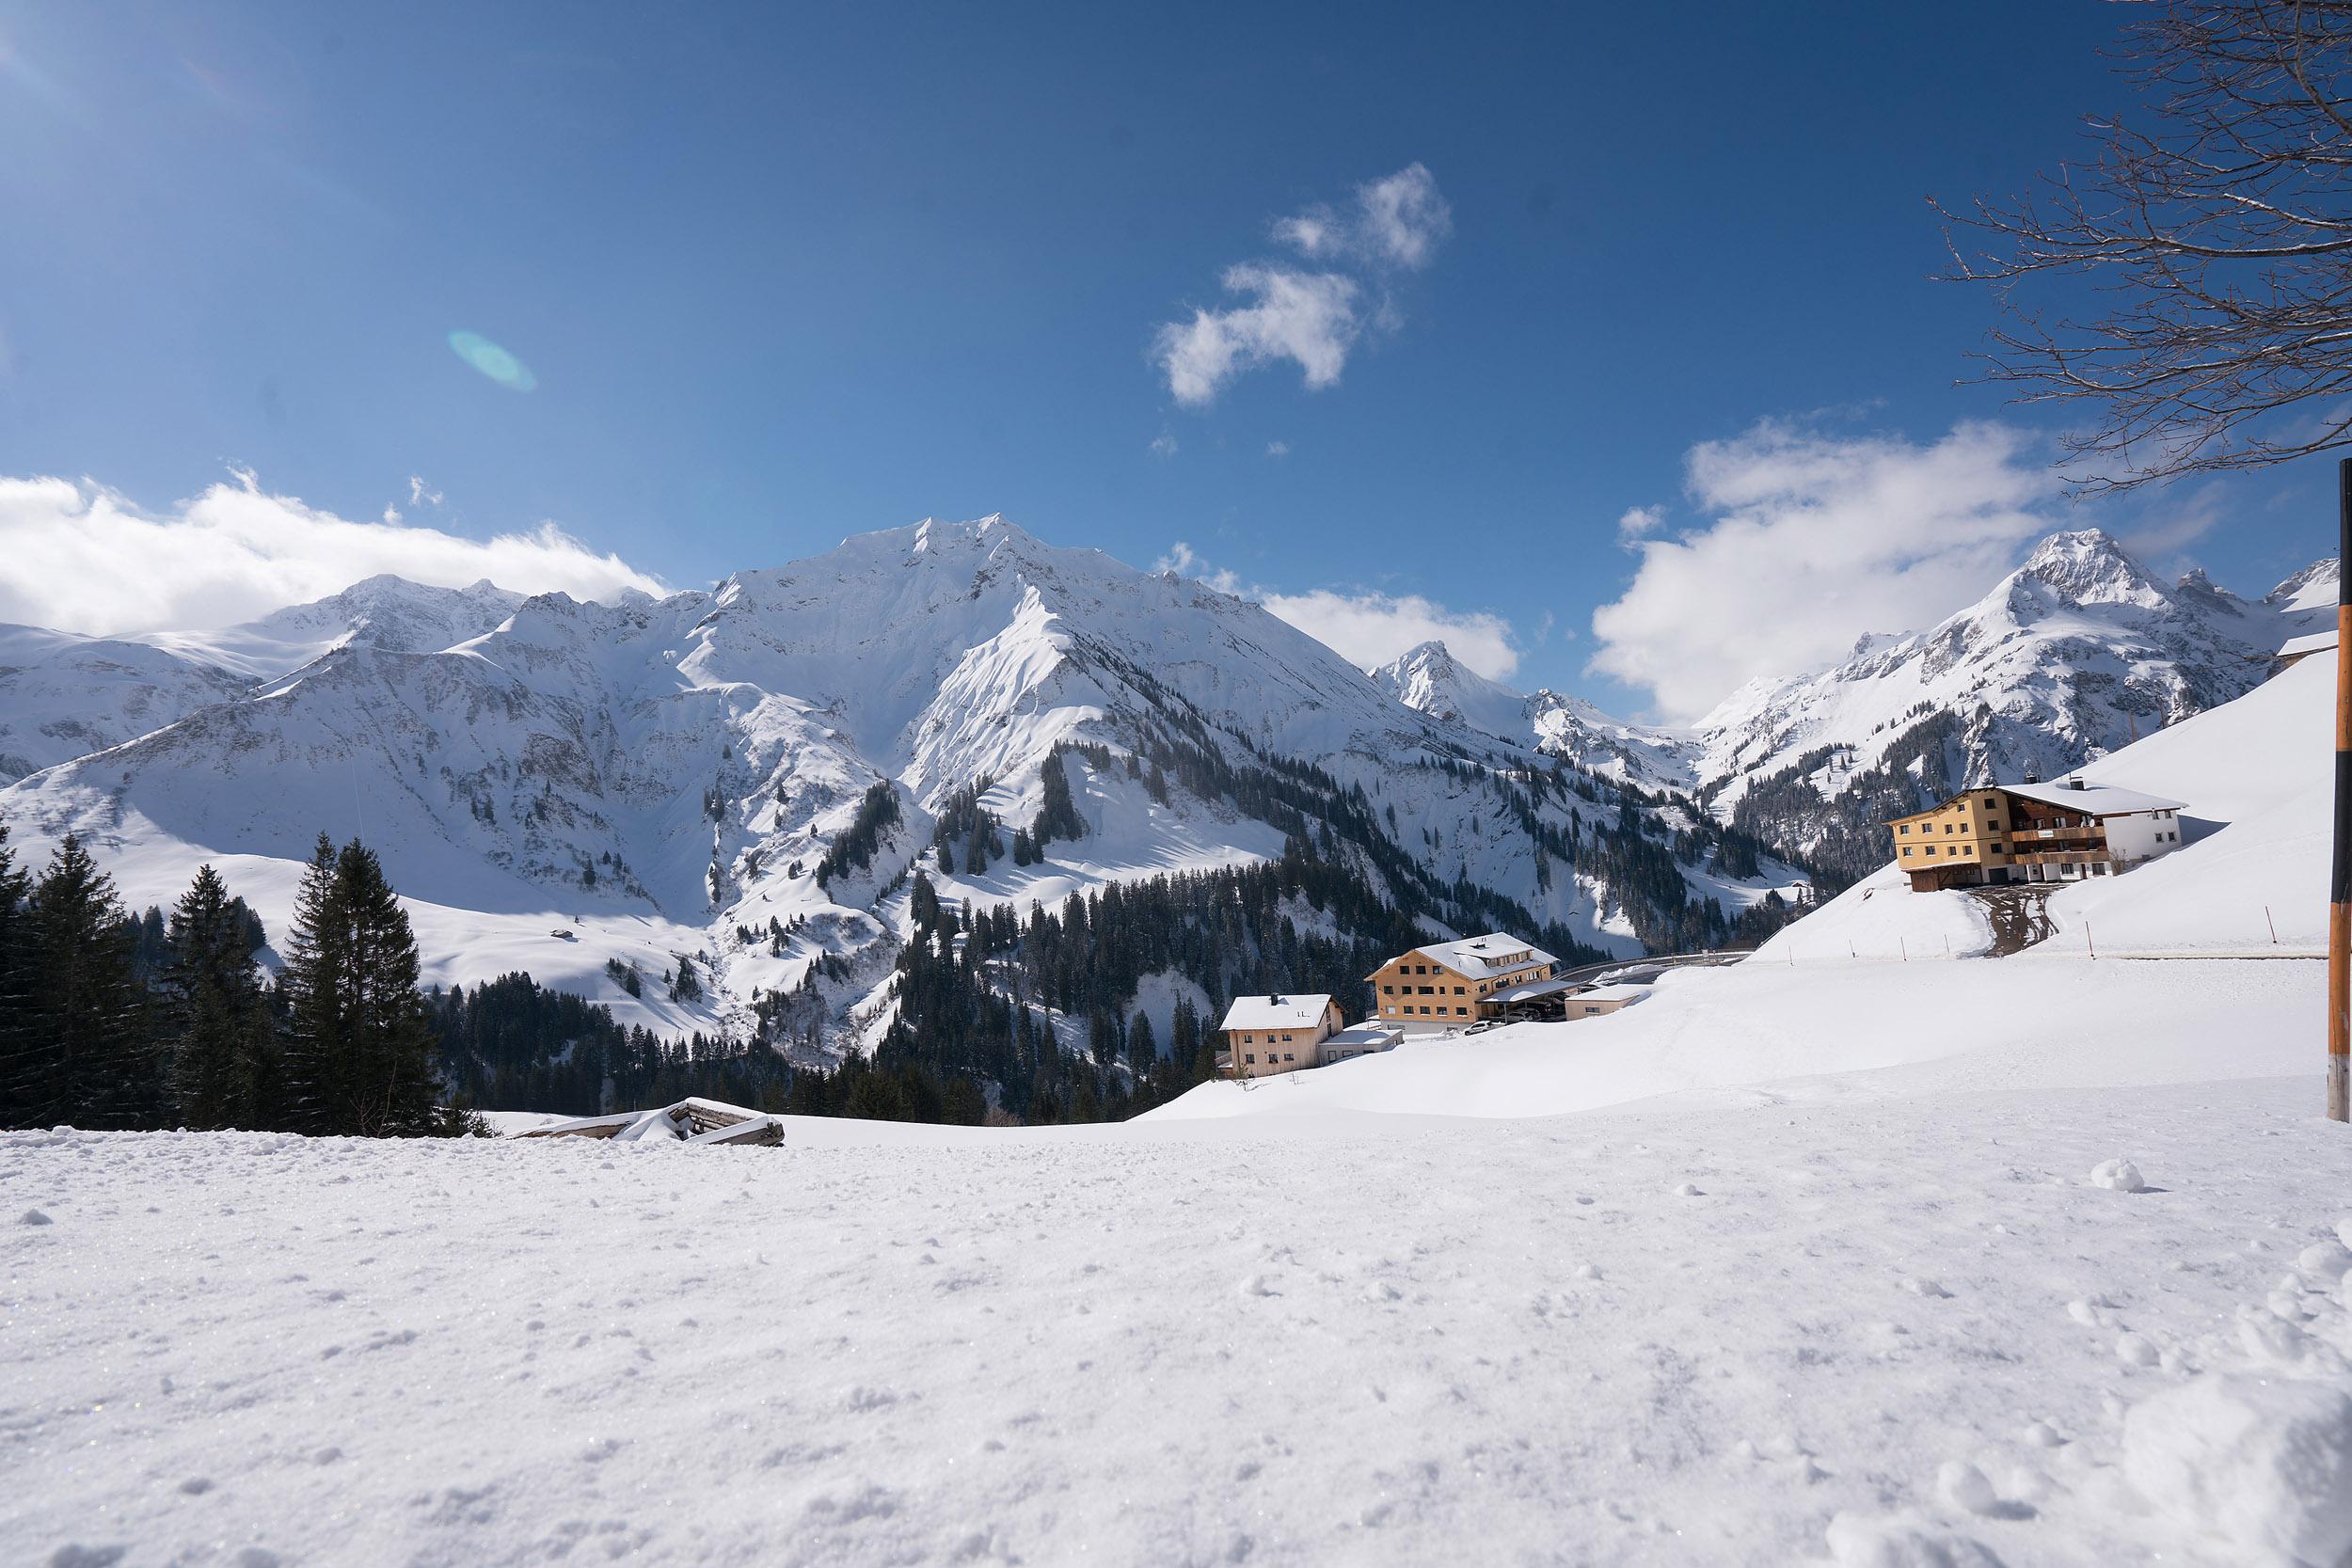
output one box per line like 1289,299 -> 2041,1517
2065,774 -> 2086,791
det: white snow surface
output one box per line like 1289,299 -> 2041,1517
8,1070 -> 2350,1567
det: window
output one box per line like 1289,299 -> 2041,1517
1383,1004 -> 1396,1014
1991,842 -> 2005,853
1381,985 -> 1393,995
1418,985 -> 1435,995
1901,847 -> 1912,857
1282,1053 -> 1295,1063
1244,1053 -> 1256,1064
1899,824 -> 1909,835
1925,846 -> 1937,857
1453,986 -> 1466,995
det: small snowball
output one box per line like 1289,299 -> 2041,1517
1573,1262 -> 1602,1281
2088,1159 -> 2145,1193
2022,1420 -> 2064,1449
1935,1460 -> 1999,1516
21,1209 -> 52,1227
2336,1216 -> 2352,1250
2065,1298 -> 2101,1326
1238,1274 -> 1278,1298
1674,1182 -> 1703,1197
2122,1374 -> 2352,1564
2115,1332 -> 2159,1368
2296,1240 -> 2352,1281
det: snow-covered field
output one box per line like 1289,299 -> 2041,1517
8,1071 -> 2351,1568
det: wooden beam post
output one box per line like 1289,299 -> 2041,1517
2332,460 -> 2352,1121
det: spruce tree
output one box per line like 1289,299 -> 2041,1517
279,833 -> 343,1133
333,843 -> 443,1135
161,864 -> 273,1129
12,835 -> 154,1129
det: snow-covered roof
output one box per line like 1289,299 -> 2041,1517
2002,780 -> 2185,816
1326,1024 -> 1402,1049
1575,983 -> 1650,1004
1220,994 -> 1335,1033
2279,629 -> 2338,659
1487,977 -> 1576,1005
1412,933 -> 1559,977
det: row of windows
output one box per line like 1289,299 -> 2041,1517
1233,1031 -> 1300,1045
1381,1004 -> 1471,1017
1240,1052 -> 1301,1065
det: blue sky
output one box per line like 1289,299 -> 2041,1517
0,1 -> 2334,720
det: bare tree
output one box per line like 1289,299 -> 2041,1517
1938,1 -> 2352,491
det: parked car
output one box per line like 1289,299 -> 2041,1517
1463,1021 -> 1498,1036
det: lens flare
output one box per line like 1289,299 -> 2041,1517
447,330 -> 538,392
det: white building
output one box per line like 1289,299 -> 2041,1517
1219,993 -> 1343,1079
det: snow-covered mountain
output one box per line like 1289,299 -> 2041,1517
1372,641 -> 1698,791
0,626 -> 250,787
0,578 -> 529,787
0,515 -> 1804,1053
1697,530 -> 2332,877
1369,528 -> 2331,887
135,574 -> 528,680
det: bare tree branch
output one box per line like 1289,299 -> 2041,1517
1936,0 -> 2352,491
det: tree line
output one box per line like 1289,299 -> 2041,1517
0,825 -> 476,1137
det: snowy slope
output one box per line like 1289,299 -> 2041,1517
0,625 -> 248,786
1162,634 -> 2329,1125
9,1074 -> 2349,1568
0,517 -> 1808,1046
0,578 -> 534,787
135,573 -> 528,679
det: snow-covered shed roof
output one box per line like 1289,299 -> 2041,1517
1574,983 -> 1650,1004
1412,932 -> 1559,978
1326,1024 -> 1402,1050
2279,629 -> 2338,659
1220,994 -> 1336,1033
2002,780 -> 2185,816
1487,977 -> 1576,1005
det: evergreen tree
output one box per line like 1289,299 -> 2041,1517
0,824 -> 37,1125
283,836 -> 446,1136
8,835 -> 153,1129
161,864 -> 274,1129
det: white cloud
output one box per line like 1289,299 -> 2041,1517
1156,540 -> 1519,681
1265,440 -> 1290,458
1154,264 -> 1361,407
1588,420 -> 2058,723
1351,163 -> 1452,269
1615,504 -> 1665,542
1272,163 -> 1452,271
0,472 -> 668,637
1149,431 -> 1179,459
1153,164 -> 1448,406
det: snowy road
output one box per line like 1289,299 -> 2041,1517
8,1076 -> 2350,1567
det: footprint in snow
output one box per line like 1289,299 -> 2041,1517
1898,1276 -> 1952,1299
